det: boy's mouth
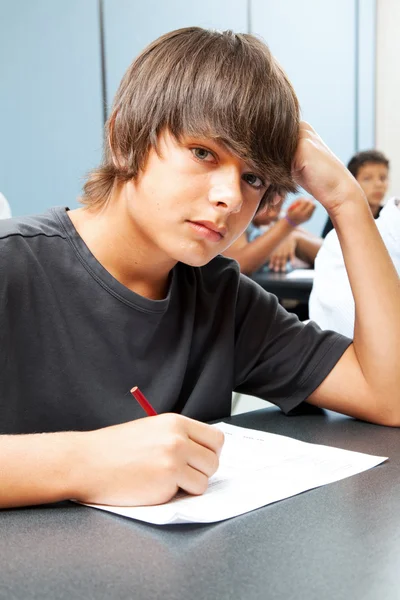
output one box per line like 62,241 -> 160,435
187,220 -> 227,242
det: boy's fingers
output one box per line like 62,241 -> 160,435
186,420 -> 225,456
177,465 -> 210,496
299,121 -> 317,137
186,439 -> 219,478
272,256 -> 286,272
299,120 -> 313,131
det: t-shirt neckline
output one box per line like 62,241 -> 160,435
53,206 -> 173,314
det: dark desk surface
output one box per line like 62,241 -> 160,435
252,270 -> 314,302
2,408 -> 400,600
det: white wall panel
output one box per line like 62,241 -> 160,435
376,0 -> 400,199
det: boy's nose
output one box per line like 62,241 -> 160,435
373,178 -> 386,188
208,179 -> 243,214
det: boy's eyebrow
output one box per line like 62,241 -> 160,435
180,134 -> 267,178
179,134 -> 228,153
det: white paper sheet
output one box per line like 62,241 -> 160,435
83,422 -> 387,525
286,269 -> 315,279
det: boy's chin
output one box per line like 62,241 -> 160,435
175,250 -> 218,268
368,196 -> 384,206
180,256 -> 215,268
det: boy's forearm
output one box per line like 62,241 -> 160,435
0,432 -> 83,508
229,219 -> 294,274
332,194 -> 400,402
294,231 -> 322,264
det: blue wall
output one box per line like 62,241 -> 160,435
103,0 -> 247,108
0,0 -> 103,216
253,0 -> 356,160
0,0 -> 376,230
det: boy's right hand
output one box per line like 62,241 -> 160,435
286,198 -> 315,226
72,414 -> 224,507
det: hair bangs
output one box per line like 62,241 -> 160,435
151,32 -> 300,201
82,27 -> 300,209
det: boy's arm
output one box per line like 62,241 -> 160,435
223,220 -> 295,274
0,415 -> 224,508
0,432 -> 82,507
293,230 -> 322,264
225,200 -> 316,274
267,229 -> 322,272
295,123 -> 400,425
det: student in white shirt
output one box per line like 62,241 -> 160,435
321,150 -> 389,237
309,196 -> 400,337
0,193 -> 11,219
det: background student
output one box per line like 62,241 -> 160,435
224,197 -> 322,274
0,192 -> 11,219
310,196 -> 400,337
321,150 -> 389,238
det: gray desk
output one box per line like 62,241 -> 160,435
252,270 -> 314,303
2,408 -> 400,600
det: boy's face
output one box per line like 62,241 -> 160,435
125,130 -> 268,267
356,162 -> 389,209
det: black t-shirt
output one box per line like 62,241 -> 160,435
0,207 -> 351,434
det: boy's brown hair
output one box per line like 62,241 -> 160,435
347,150 -> 389,179
82,27 -> 300,210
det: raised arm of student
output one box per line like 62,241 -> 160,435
0,415 -> 224,508
223,200 -> 314,274
296,123 -> 400,426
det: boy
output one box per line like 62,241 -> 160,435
1,27 -> 399,509
321,150 -> 390,237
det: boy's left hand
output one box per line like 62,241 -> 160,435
268,234 -> 297,272
292,122 -> 364,217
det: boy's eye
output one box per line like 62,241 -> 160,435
243,173 -> 265,190
191,147 -> 214,161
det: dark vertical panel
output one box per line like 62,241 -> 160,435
98,0 -> 108,125
247,0 -> 252,33
357,0 -> 376,150
355,0 -> 360,151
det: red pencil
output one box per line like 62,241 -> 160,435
130,386 -> 158,416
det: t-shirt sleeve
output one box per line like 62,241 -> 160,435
233,274 -> 352,414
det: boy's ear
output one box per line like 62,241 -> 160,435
257,185 -> 285,213
271,192 -> 284,206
